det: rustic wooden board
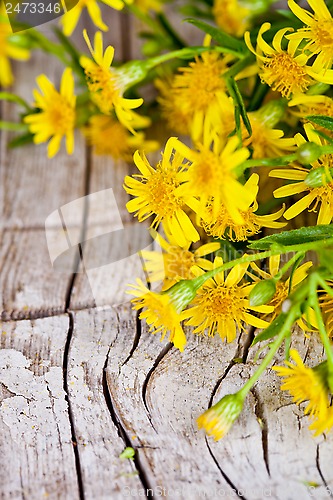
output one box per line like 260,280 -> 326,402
206,331 -> 333,499
0,316 -> 80,499
73,306 -> 246,497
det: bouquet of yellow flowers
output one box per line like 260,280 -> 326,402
2,0 -> 333,440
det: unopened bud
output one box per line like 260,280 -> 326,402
304,166 -> 333,188
296,142 -> 322,165
249,279 -> 276,307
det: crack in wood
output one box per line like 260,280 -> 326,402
208,340 -> 242,408
316,444 -> 333,496
64,312 -> 85,500
205,436 -> 248,499
102,347 -> 154,497
250,387 -> 270,477
141,342 -> 173,424
122,310 -> 142,368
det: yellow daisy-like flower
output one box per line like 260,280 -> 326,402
61,0 -> 128,37
289,94 -> 333,137
201,173 -> 286,241
173,135 -> 253,224
134,0 -> 163,13
197,392 -> 245,441
83,114 -> 158,160
288,0 -> 333,72
157,51 -> 235,140
24,68 -> 76,158
141,232 -> 220,290
124,137 -> 200,246
273,349 -> 333,436
319,281 -> 333,340
243,110 -> 296,159
0,16 -> 30,87
80,30 -> 144,133
213,0 -> 252,37
249,254 -> 312,321
245,23 -> 315,98
270,123 -> 333,224
129,278 -> 187,351
182,257 -> 273,342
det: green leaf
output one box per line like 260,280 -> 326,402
226,77 -> 252,137
8,133 -> 34,148
248,225 -> 333,250
184,19 -> 246,54
251,313 -> 287,346
0,92 -> 31,111
0,121 -> 29,132
306,115 -> 333,132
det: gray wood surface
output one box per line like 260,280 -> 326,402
1,6 -> 333,500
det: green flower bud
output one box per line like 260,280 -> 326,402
304,166 -> 333,188
197,392 -> 245,441
257,99 -> 287,128
296,142 -> 323,165
249,279 -> 276,307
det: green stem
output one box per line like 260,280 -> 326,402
238,153 -> 297,171
156,13 -> 186,49
273,251 -> 304,283
198,237 -> 333,286
239,307 -> 297,397
309,274 -> 333,374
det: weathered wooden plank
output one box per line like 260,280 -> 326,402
66,306 -> 143,499
99,304 -> 246,498
0,315 -> 79,500
206,331 -> 333,499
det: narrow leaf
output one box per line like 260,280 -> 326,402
248,225 -> 333,250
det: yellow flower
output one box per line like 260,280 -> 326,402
128,273 -> 209,351
133,0 -> 163,13
201,173 -> 286,241
128,278 -> 187,351
61,0 -> 128,37
243,116 -> 296,159
0,16 -> 30,87
141,232 -> 220,290
245,23 -> 315,98
83,114 -> 158,160
157,51 -> 234,140
182,257 -> 273,342
213,0 -> 252,37
319,281 -> 333,340
288,0 -> 333,72
80,30 -> 144,133
197,392 -> 245,440
124,137 -> 200,246
273,349 -> 333,436
173,135 -> 252,224
270,123 -> 333,224
24,68 -> 76,158
288,94 -> 333,137
249,254 -> 312,323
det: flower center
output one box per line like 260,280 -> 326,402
84,65 -> 120,114
198,284 -> 247,320
190,150 -> 225,195
146,167 -> 183,219
313,19 -> 333,48
262,53 -> 311,98
203,203 -> 260,241
173,53 -> 227,113
47,94 -> 75,134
